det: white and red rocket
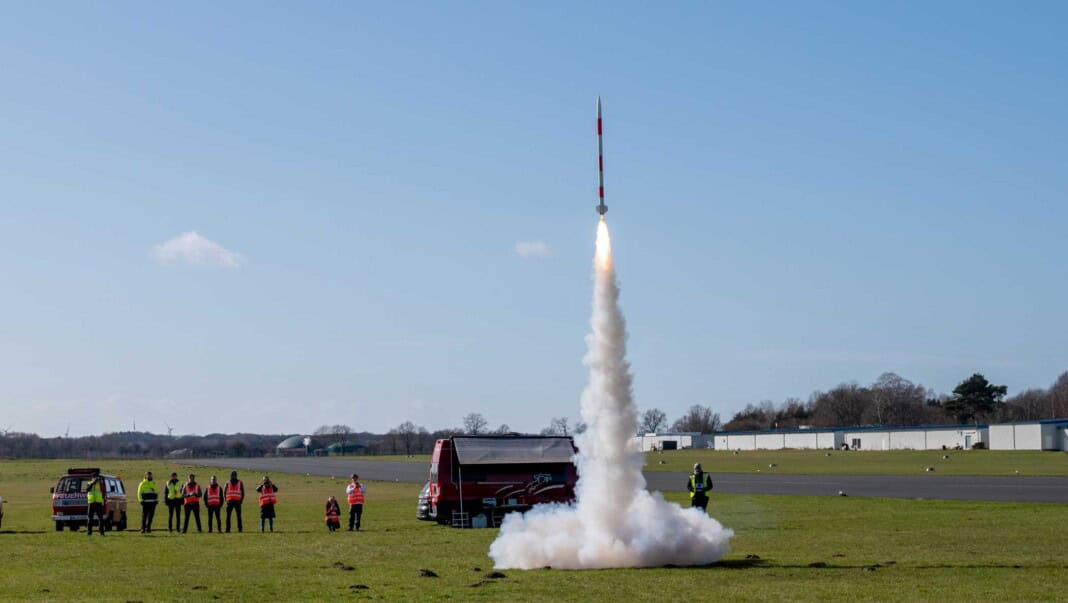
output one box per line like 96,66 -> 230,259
596,96 -> 607,216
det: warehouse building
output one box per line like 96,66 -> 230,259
713,428 -> 841,451
988,419 -> 1068,451
839,424 -> 987,451
711,424 -> 988,451
633,432 -> 712,452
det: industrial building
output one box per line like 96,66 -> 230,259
712,424 -> 990,451
839,424 -> 987,451
988,419 -> 1068,451
713,428 -> 841,451
633,432 -> 712,452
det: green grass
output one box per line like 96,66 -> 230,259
1,459 -> 1065,601
644,448 -> 1068,476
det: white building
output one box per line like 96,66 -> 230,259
633,432 -> 712,452
713,428 -> 841,451
988,420 -> 1068,451
839,424 -> 988,451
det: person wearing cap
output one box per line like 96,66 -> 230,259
687,462 -> 714,511
164,472 -> 184,532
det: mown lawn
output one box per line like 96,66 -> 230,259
643,448 -> 1068,476
0,459 -> 1064,601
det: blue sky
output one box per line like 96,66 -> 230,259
2,2 -> 1066,437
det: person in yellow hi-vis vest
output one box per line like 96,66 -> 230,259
137,471 -> 159,533
85,475 -> 107,536
687,463 -> 713,511
164,472 -> 184,532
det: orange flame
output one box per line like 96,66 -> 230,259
595,216 -> 612,271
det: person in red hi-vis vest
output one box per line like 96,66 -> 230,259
224,470 -> 245,533
324,496 -> 341,532
256,476 -> 279,532
346,474 -> 366,531
182,474 -> 203,533
204,475 -> 224,533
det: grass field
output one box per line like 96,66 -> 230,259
357,449 -> 1068,476
642,448 -> 1068,476
1,459 -> 1065,601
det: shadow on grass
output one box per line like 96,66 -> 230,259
0,530 -> 48,534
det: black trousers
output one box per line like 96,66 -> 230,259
348,504 -> 363,530
167,500 -> 182,531
691,495 -> 709,511
141,502 -> 157,531
226,502 -> 242,532
207,505 -> 222,532
183,503 -> 202,532
87,502 -> 106,535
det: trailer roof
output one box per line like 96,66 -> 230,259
452,436 -> 575,465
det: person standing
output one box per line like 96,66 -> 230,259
325,496 -> 341,532
182,474 -> 203,533
164,472 -> 183,532
346,474 -> 365,531
256,476 -> 279,532
687,462 -> 714,511
224,471 -> 244,533
85,474 -> 107,537
204,476 -> 224,533
137,471 -> 159,533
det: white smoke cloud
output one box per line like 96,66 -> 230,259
490,220 -> 732,570
153,231 -> 243,267
514,240 -> 552,259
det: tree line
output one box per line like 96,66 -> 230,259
2,371 -> 1064,458
706,370 -> 1068,432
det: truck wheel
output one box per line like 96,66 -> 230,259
69,522 -> 80,532
434,505 -> 451,525
55,521 -> 64,532
117,512 -> 127,531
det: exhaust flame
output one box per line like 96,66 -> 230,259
595,216 -> 612,272
489,219 -> 733,570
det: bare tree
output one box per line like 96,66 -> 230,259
541,417 -> 572,436
492,424 -> 512,434
866,373 -> 926,426
671,405 -> 721,433
462,413 -> 489,435
638,408 -> 668,434
394,421 -> 420,455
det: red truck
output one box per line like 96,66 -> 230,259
50,467 -> 128,532
427,435 -> 577,526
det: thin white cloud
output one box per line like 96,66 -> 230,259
515,240 -> 552,259
153,231 -> 243,268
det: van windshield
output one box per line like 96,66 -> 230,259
57,476 -> 90,493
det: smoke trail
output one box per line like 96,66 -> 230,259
489,218 -> 733,569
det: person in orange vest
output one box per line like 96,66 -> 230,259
224,470 -> 245,533
346,474 -> 366,531
204,475 -> 224,533
182,473 -> 203,533
324,496 -> 341,532
255,476 -> 279,532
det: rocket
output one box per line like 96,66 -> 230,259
596,96 -> 607,216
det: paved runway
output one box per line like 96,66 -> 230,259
187,457 -> 1068,503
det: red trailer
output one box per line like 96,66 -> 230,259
427,435 -> 577,526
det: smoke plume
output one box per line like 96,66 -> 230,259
489,218 -> 732,569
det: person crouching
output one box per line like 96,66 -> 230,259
325,496 -> 341,532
